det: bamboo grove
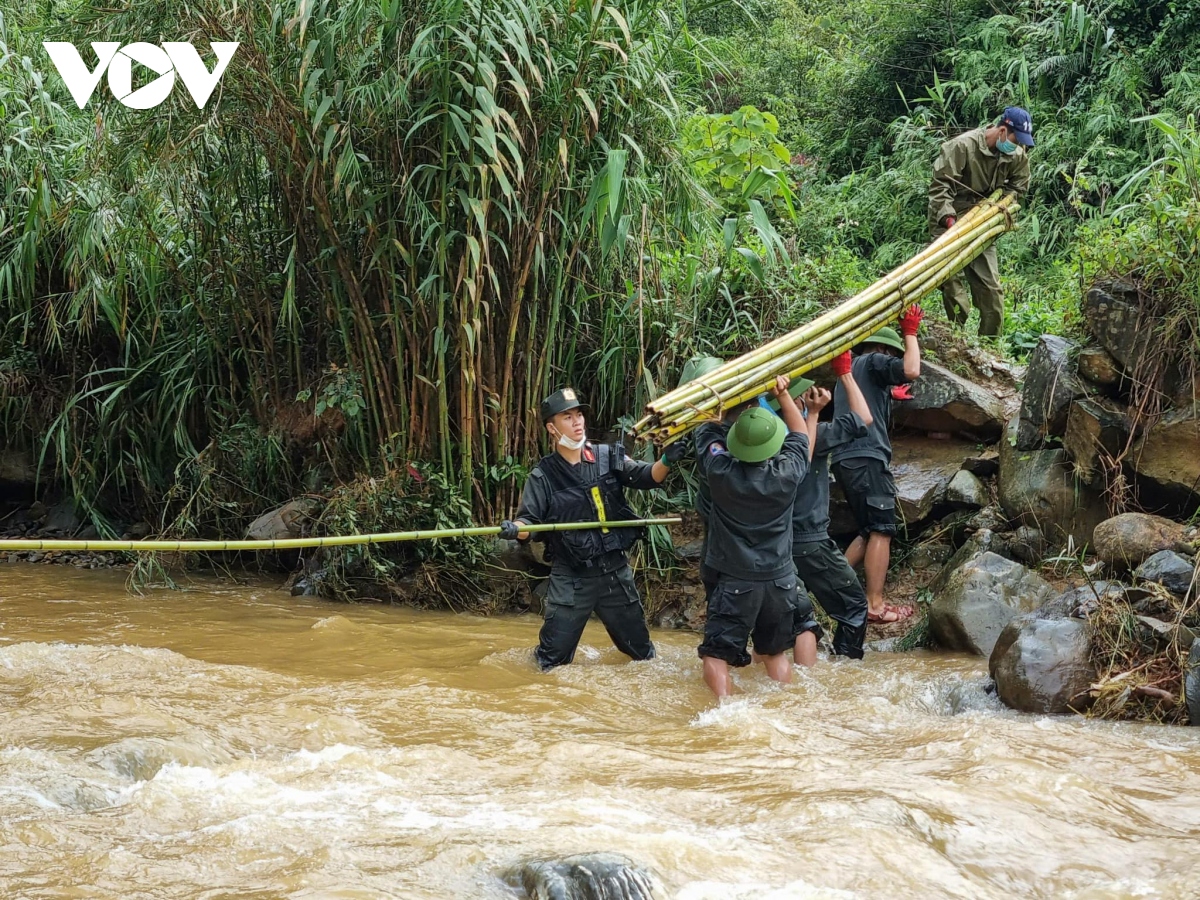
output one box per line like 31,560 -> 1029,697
0,0 -> 716,528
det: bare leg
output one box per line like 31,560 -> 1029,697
793,631 -> 818,668
844,535 -> 867,569
703,657 -> 733,698
761,653 -> 792,684
864,532 -> 891,616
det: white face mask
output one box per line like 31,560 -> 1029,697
553,429 -> 586,451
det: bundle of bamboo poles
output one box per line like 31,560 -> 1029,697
633,191 -> 1019,444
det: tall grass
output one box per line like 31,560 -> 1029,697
0,0 -> 720,530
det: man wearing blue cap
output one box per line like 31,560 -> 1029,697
929,106 -> 1033,336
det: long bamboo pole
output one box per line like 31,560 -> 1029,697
0,519 -> 683,553
634,192 -> 1018,443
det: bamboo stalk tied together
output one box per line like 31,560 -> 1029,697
634,192 -> 1019,443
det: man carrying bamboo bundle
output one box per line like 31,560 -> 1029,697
502,388 -> 684,671
788,352 -> 874,660
693,376 -> 812,697
929,106 -> 1033,336
677,356 -> 728,607
832,308 -> 923,624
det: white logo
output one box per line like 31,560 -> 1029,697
42,41 -> 239,110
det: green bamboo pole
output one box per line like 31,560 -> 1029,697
645,196 -> 1016,422
636,193 -> 1018,441
651,219 -> 1012,441
0,518 -> 683,553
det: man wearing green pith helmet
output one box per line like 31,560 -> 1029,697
694,375 -> 814,698
501,388 -> 686,670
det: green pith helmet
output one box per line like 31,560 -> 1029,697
765,376 -> 815,412
678,356 -> 725,389
863,326 -> 905,352
726,406 -> 786,463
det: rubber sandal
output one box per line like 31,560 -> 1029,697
867,604 -> 914,624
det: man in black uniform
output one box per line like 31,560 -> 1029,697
694,375 -> 811,698
503,388 -> 684,670
790,351 -> 873,662
831,307 -> 923,624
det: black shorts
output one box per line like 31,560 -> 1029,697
791,588 -> 823,641
698,575 -> 797,667
832,457 -> 898,538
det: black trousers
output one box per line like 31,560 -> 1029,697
793,537 -> 868,659
535,563 -> 656,670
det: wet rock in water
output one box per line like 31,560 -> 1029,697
508,854 -> 667,900
929,550 -> 1057,657
1187,642 -> 1200,726
246,498 -> 322,541
1063,398 -> 1131,485
1017,335 -> 1083,450
945,469 -> 987,510
1084,279 -> 1152,370
998,415 -> 1108,546
1007,525 -> 1047,565
889,435 -> 975,526
989,615 -> 1095,714
291,569 -> 327,596
890,360 -> 1007,442
1131,408 -> 1200,513
1093,513 -> 1190,571
1133,550 -> 1197,598
1076,347 -> 1123,388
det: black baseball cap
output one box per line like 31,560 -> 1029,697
1001,106 -> 1034,147
540,388 -> 587,423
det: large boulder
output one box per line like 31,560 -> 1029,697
1093,513 -> 1190,571
1063,398 -> 1131,485
1133,550 -> 1197,598
929,550 -> 1057,656
1084,279 -> 1152,369
1131,408 -> 1200,512
1017,335 -> 1084,449
889,435 -> 976,526
989,615 -> 1095,714
507,854 -> 667,900
246,498 -> 323,541
891,360 -> 1007,442
1187,642 -> 1200,726
997,415 -> 1109,546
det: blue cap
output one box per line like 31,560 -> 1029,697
1001,106 -> 1034,147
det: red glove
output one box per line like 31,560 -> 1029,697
831,351 -> 853,377
891,384 -> 914,401
943,216 -> 956,229
899,304 -> 924,336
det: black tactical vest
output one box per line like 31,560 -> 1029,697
537,444 -> 642,569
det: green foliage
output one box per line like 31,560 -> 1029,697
682,105 -> 795,214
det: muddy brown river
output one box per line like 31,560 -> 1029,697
2,565 -> 1199,898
